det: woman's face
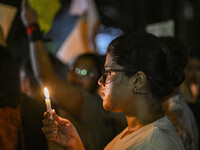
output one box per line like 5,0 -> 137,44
98,53 -> 133,113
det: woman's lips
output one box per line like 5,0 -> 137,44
101,91 -> 105,97
100,89 -> 105,98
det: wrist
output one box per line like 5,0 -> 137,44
26,23 -> 43,42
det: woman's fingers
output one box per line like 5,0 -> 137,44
43,132 -> 57,140
52,110 -> 71,126
42,126 -> 58,134
43,118 -> 56,126
43,111 -> 52,118
42,110 -> 59,136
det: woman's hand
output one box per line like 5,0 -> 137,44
21,0 -> 38,26
42,110 -> 85,150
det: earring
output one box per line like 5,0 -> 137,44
137,74 -> 141,79
133,87 -> 139,94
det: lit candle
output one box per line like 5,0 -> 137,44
44,87 -> 53,119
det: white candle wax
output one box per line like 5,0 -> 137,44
44,87 -> 53,119
45,98 -> 53,119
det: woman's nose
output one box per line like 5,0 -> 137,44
98,76 -> 104,86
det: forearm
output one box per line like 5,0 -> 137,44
86,0 -> 100,51
21,0 -> 84,118
21,0 -> 56,85
29,40 -> 84,118
29,40 -> 56,84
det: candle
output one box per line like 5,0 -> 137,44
44,87 -> 53,119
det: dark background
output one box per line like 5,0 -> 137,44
1,0 -> 200,63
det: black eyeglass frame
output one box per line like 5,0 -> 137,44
101,68 -> 138,84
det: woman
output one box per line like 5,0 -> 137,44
20,1 -> 127,149
42,32 -> 185,149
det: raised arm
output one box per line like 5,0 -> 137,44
21,0 -> 83,118
86,0 -> 100,51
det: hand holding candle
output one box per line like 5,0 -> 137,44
44,87 -> 53,119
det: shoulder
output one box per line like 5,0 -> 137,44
148,117 -> 185,150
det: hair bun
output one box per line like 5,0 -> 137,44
171,68 -> 185,88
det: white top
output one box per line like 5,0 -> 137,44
104,116 -> 185,150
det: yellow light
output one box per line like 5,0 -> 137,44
43,87 -> 53,119
44,87 -> 49,99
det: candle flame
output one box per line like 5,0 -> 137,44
44,87 -> 49,99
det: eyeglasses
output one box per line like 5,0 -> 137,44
74,68 -> 94,78
101,68 -> 138,84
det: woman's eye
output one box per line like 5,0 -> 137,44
105,71 -> 111,76
104,71 -> 111,76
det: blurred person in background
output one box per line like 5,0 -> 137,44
42,32 -> 185,150
180,45 -> 200,104
180,45 -> 200,147
159,37 -> 199,150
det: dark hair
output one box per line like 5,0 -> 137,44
187,44 -> 200,60
159,37 -> 188,88
107,32 -> 186,99
20,59 -> 39,90
0,46 -> 20,107
74,53 -> 104,79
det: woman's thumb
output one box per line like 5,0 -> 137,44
52,109 -> 59,121
52,109 -> 66,125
